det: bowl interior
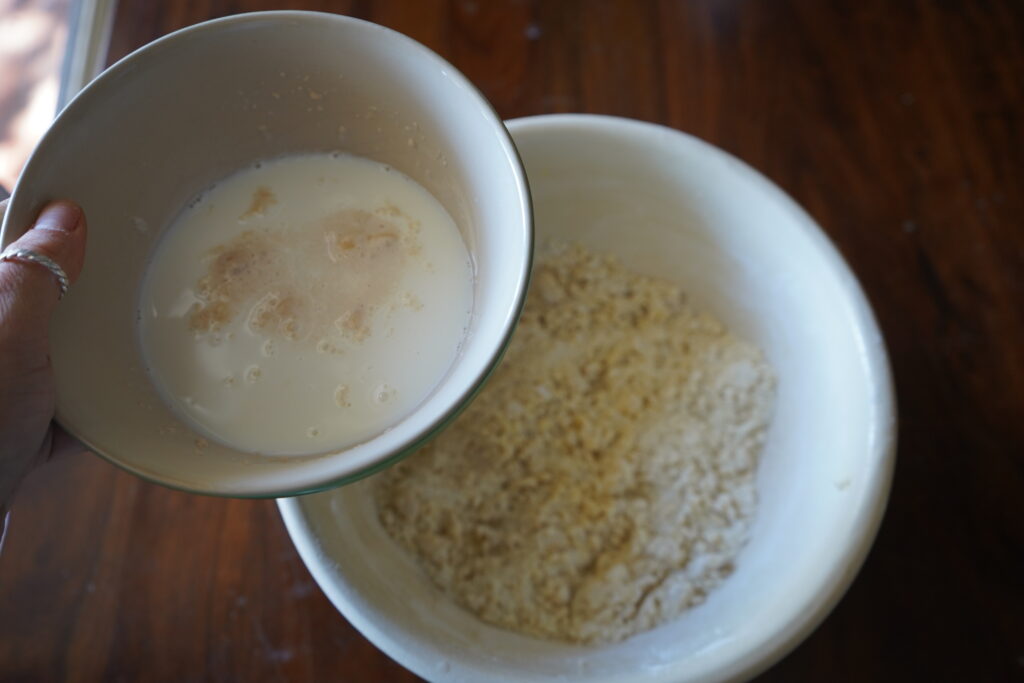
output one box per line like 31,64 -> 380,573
280,115 -> 895,681
1,12 -> 530,496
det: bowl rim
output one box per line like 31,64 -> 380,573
1,10 -> 534,498
278,114 -> 897,682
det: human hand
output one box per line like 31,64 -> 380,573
0,199 -> 89,513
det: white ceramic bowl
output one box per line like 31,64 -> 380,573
0,12 -> 531,496
279,115 -> 897,682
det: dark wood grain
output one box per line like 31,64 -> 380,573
3,1 -> 1023,681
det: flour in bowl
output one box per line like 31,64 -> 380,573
374,241 -> 775,644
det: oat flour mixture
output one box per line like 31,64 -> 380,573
374,242 -> 775,644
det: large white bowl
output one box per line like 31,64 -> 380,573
279,114 -> 897,682
0,12 -> 531,497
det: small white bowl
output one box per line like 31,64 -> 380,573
279,115 -> 897,682
0,12 -> 531,497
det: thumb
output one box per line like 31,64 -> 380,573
0,200 -> 87,334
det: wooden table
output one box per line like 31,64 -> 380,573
3,1 -> 1022,680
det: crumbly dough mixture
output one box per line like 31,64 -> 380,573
374,242 -> 775,644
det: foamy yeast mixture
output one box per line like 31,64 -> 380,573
139,153 -> 473,455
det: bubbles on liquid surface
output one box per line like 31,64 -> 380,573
374,383 -> 396,404
140,151 -> 474,456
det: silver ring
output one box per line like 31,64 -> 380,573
0,247 -> 70,300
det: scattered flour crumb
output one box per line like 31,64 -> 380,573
374,241 -> 776,644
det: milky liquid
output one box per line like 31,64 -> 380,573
139,153 -> 474,456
